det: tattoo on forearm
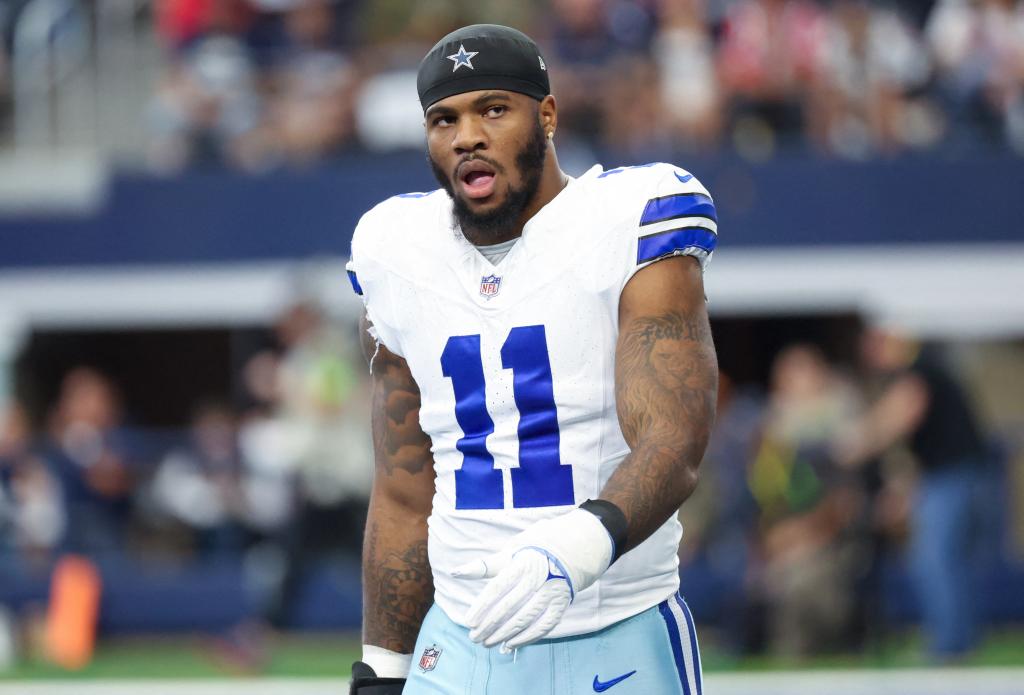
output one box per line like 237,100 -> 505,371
608,309 -> 718,550
363,521 -> 433,652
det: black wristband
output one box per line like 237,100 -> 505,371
579,498 -> 629,563
349,661 -> 406,695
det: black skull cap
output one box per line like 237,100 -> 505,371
417,24 -> 550,112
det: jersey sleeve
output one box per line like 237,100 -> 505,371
622,163 -> 718,288
346,205 -> 406,359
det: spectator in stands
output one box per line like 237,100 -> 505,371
925,0 -> 1024,153
262,301 -> 371,627
809,0 -> 936,158
717,0 -> 826,155
207,303 -> 370,666
236,345 -> 295,542
150,401 -> 246,558
750,345 -> 865,658
0,401 -> 62,567
44,368 -> 135,556
274,303 -> 370,513
131,0 -> 1024,167
148,0 -> 267,171
156,0 -> 249,47
547,0 -> 657,146
264,0 -> 360,164
834,328 -> 996,660
653,0 -> 723,149
600,54 -> 672,156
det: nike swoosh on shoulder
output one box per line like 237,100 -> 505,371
593,670 -> 637,692
674,171 -> 693,183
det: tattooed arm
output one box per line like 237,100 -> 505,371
359,312 -> 436,654
602,256 -> 718,553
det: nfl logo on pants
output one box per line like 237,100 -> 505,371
419,645 -> 441,672
479,274 -> 501,299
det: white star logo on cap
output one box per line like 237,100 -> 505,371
447,44 -> 478,72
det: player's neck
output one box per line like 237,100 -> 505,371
517,152 -> 568,234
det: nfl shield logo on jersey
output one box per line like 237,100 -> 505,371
418,645 -> 442,672
479,274 -> 501,299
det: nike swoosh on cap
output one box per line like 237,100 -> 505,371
592,670 -> 637,692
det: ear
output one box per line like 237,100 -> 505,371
538,95 -> 558,139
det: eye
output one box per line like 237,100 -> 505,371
484,105 -> 507,118
431,114 -> 455,127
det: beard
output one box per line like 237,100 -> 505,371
428,119 -> 548,245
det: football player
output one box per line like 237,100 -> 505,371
347,24 -> 718,695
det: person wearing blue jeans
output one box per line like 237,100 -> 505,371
836,329 -> 994,660
910,455 -> 1000,656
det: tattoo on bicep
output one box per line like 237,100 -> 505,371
371,349 -> 433,476
609,309 -> 718,542
363,522 -> 433,652
615,310 -> 716,444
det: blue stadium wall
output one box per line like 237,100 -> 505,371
1,152 -> 1022,269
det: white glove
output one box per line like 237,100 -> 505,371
452,508 -> 614,651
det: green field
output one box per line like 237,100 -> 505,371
3,629 -> 1023,680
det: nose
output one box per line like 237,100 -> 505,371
452,115 -> 487,155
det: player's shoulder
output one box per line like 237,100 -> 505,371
566,162 -> 718,277
351,188 -> 449,257
571,162 -> 715,230
592,161 -> 711,194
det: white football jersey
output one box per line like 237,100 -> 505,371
347,162 -> 717,638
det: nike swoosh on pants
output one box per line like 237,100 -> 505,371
592,670 -> 637,692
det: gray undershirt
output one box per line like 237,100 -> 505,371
475,237 -> 519,266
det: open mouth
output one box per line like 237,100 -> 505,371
457,160 -> 497,200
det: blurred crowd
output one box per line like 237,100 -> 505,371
0,0 -> 1021,164
0,301 -> 372,638
139,0 -> 1024,171
0,311 -> 1008,662
683,329 -> 1003,661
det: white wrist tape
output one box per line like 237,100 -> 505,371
361,644 -> 412,679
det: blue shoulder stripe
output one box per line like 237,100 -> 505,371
637,227 -> 717,264
347,269 -> 363,295
641,192 -> 716,226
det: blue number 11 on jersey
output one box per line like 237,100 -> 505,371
440,325 -> 575,510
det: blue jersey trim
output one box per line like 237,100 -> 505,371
640,193 -> 717,226
637,227 -> 717,264
347,269 -> 363,295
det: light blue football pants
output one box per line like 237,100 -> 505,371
404,592 -> 703,695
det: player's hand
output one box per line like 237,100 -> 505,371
349,660 -> 406,694
452,507 -> 614,651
